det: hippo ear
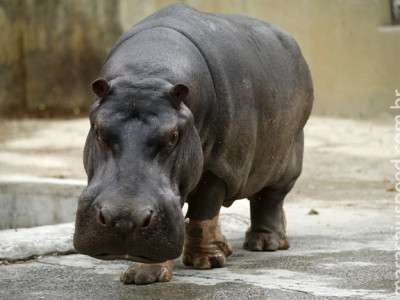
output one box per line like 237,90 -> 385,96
170,83 -> 189,108
92,78 -> 110,100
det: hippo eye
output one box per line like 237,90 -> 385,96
166,131 -> 179,149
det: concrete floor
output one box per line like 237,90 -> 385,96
0,115 -> 396,299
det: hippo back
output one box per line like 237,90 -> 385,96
107,4 -> 313,200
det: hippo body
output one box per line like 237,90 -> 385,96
74,4 -> 313,284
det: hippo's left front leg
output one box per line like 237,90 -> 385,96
183,172 -> 233,269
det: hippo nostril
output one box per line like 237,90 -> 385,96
99,210 -> 106,226
142,210 -> 153,228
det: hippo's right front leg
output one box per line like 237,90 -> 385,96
120,260 -> 173,285
183,172 -> 233,269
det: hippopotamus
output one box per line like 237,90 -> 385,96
73,3 -> 313,285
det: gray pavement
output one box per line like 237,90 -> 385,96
0,116 -> 397,299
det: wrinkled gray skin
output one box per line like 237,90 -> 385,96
74,3 -> 313,277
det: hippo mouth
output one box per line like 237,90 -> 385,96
94,253 -> 165,264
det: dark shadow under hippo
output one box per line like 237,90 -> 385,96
73,4 -> 313,284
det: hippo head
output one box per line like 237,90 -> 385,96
73,77 -> 203,263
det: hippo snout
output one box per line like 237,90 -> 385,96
73,190 -> 185,263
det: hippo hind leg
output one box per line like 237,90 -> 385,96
244,131 -> 304,251
243,183 -> 293,251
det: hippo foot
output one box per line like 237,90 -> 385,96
120,261 -> 173,285
183,216 -> 233,269
243,230 -> 289,251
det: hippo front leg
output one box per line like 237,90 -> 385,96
183,172 -> 233,269
120,260 -> 173,285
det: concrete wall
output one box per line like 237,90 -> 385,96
0,0 -> 122,117
0,0 -> 399,117
0,177 -> 84,229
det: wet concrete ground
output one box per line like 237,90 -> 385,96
0,199 -> 394,299
0,116 -> 396,299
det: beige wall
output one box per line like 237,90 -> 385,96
1,0 -> 399,117
119,0 -> 400,118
